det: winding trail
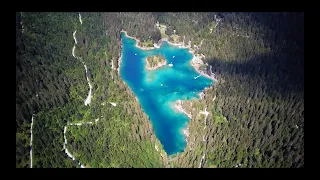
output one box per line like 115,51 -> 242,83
83,63 -> 93,106
63,126 -> 85,168
200,107 -> 209,130
63,119 -> 98,168
30,115 -> 34,168
20,12 -> 24,34
71,20 -> 93,106
198,108 -> 210,168
199,150 -> 206,168
64,12 -> 118,167
63,12 -> 94,168
79,13 -> 82,24
73,30 -> 77,44
29,12 -> 99,168
214,14 -> 221,28
72,46 -> 76,57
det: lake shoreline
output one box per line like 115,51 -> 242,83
119,29 -> 216,156
120,30 -> 217,82
121,30 -> 161,50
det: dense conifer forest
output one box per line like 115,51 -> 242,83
16,12 -> 303,168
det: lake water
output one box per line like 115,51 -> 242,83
120,32 -> 213,155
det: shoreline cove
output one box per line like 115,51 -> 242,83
119,30 -> 217,82
119,29 -> 216,156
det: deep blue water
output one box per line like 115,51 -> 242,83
120,32 -> 213,155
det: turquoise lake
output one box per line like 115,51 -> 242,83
120,32 -> 214,155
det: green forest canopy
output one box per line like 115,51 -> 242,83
16,12 -> 303,168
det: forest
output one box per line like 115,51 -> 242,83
145,53 -> 166,70
16,12 -> 303,168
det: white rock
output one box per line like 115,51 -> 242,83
109,102 -> 117,106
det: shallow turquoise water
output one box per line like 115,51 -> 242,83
120,32 -> 214,155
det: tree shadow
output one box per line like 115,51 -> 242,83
205,12 -> 304,98
207,50 -> 304,98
